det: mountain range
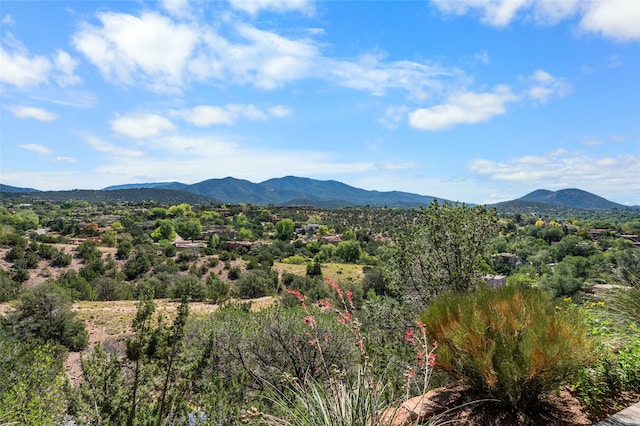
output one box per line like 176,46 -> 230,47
1,177 -> 638,211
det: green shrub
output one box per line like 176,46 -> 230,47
234,270 -> 275,299
206,274 -> 230,304
419,285 -> 592,410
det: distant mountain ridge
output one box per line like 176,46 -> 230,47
0,184 -> 40,193
517,188 -> 630,210
2,178 -> 637,211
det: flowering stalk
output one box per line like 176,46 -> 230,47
404,320 -> 437,401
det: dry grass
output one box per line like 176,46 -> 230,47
273,261 -> 364,284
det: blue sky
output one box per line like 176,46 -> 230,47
1,0 -> 639,205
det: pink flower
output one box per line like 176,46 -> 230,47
325,277 -> 343,298
304,315 -> 316,327
428,353 -> 436,367
407,368 -> 416,378
286,289 -> 305,302
433,341 -> 438,349
404,330 -> 415,343
319,300 -> 334,309
342,310 -> 352,322
347,291 -> 353,303
416,321 -> 426,335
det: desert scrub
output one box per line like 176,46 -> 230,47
253,278 -> 440,426
419,285 -> 593,410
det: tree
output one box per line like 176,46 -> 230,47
275,219 -> 295,241
336,240 -> 362,263
174,218 -> 202,242
151,219 -> 176,242
3,282 -> 88,351
389,200 -> 499,308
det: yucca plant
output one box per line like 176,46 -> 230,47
420,285 -> 593,410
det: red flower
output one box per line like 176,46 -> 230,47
319,300 -> 334,309
286,289 -> 304,302
404,330 -> 415,343
428,353 -> 436,367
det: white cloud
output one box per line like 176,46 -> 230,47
8,105 -> 58,121
110,113 -> 175,138
579,0 -> 640,42
430,0 -> 531,27
430,0 -> 640,41
378,105 -> 410,129
83,133 -> 145,157
171,104 -> 291,126
325,53 -> 461,100
523,69 -> 571,104
53,156 -> 76,163
228,0 -> 315,15
468,152 -> 640,196
160,0 -> 192,17
72,12 -> 199,91
0,36 -> 81,88
409,85 -> 517,130
2,15 -> 14,24
268,105 -> 293,118
19,144 -> 52,155
71,9 -> 464,98
0,44 -> 52,87
53,50 -> 81,86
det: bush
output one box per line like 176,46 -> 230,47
207,274 -> 230,304
0,270 -> 21,302
3,282 -> 88,351
419,285 -> 592,410
234,270 -> 275,299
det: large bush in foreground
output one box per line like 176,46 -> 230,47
420,285 -> 592,410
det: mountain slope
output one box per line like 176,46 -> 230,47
0,184 -> 40,193
519,188 -> 628,210
103,182 -> 185,191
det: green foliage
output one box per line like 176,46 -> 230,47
207,304 -> 359,389
306,260 -> 322,278
0,269 -> 21,302
0,339 -> 67,425
70,344 -> 129,425
150,219 -> 176,242
419,285 -> 592,410
275,219 -> 295,241
541,260 -> 584,298
76,239 -> 102,262
235,269 -> 276,299
570,291 -> 640,417
257,368 -> 388,426
336,239 -> 362,263
3,282 -> 89,351
56,269 -> 97,301
207,274 -> 230,303
174,217 -> 202,242
390,200 -> 499,309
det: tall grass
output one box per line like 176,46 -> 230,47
420,285 -> 593,410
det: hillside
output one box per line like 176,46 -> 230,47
0,188 -> 216,205
0,184 -> 40,193
518,188 -> 630,210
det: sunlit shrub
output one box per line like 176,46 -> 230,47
419,285 -> 592,410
